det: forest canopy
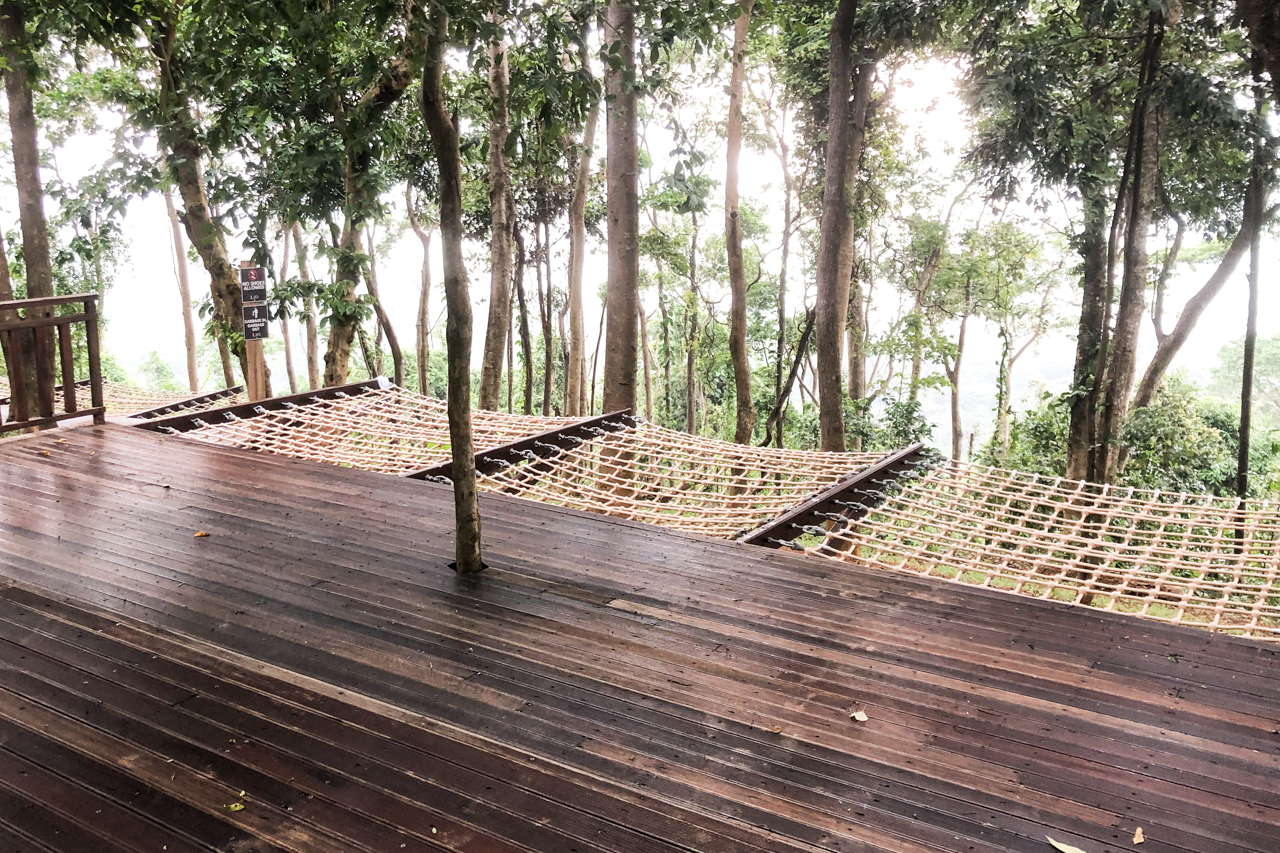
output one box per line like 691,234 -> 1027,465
2,0 -> 1278,506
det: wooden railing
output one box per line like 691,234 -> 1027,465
0,294 -> 104,433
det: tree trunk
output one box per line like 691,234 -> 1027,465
291,223 -> 322,391
363,231 -> 404,386
215,334 -> 234,388
407,186 -> 434,396
1240,0 -> 1280,108
566,40 -> 598,417
1097,11 -> 1167,483
164,190 -> 200,392
2,0 -> 55,415
1238,185 -> 1261,499
601,0 -> 640,415
813,0 -> 865,451
847,277 -> 865,401
685,212 -> 700,433
150,22 -> 249,382
478,23 -> 513,410
421,12 -> 482,574
760,309 -> 815,448
725,0 -> 756,444
536,223 -> 555,416
1131,196 -> 1270,413
278,229 -> 299,394
513,225 -> 534,415
638,304 -> 653,422
1065,187 -> 1107,480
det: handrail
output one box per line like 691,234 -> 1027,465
0,294 -> 104,433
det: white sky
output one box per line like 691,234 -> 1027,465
23,57 -> 1280,455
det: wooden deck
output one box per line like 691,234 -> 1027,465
0,424 -> 1276,853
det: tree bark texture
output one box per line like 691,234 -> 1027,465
1097,12 -> 1166,483
565,40 -> 598,417
478,24 -> 513,409
1065,187 -> 1108,481
513,225 -> 534,415
291,223 -> 322,391
813,0 -> 864,451
164,190 -> 200,392
601,0 -> 640,415
2,0 -> 55,414
407,187 -> 434,396
150,20 -> 249,383
362,231 -> 404,386
725,0 -> 756,444
1238,175 -> 1262,499
421,13 -> 482,574
278,229 -> 298,394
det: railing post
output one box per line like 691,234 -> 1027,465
57,322 -> 76,412
84,296 -> 104,425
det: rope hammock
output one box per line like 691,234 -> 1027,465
156,381 -> 1280,641
804,461 -> 1280,641
177,383 -> 881,536
1,377 -> 243,418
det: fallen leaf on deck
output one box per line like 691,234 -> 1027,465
225,803 -> 244,812
38,451 -> 50,457
770,725 -> 782,733
1133,827 -> 1144,844
194,531 -> 210,538
1047,837 -> 1089,853
57,438 -> 66,443
851,710 -> 869,722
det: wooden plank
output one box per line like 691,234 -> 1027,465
0,425 -> 1276,853
0,311 -> 88,332
125,385 -> 245,419
0,292 -> 97,312
84,297 -> 104,424
738,442 -> 931,546
402,409 -> 635,481
0,407 -> 107,434
57,322 -> 76,413
137,377 -> 389,433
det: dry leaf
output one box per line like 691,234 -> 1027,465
770,725 -> 782,733
38,451 -> 50,457
851,710 -> 869,722
225,803 -> 244,812
194,531 -> 210,538
57,438 -> 67,443
1133,828 -> 1144,845
1047,837 -> 1089,853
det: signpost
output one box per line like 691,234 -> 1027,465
240,262 -> 270,401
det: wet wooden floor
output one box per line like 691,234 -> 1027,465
0,424 -> 1276,853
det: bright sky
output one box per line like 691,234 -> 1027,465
20,57 -> 1280,455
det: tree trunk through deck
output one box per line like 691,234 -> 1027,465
164,190 -> 200,393
479,23 -> 513,410
421,12 -> 482,574
601,0 -> 640,416
2,0 -> 55,415
813,0 -> 866,451
725,0 -> 755,445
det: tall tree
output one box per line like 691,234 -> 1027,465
812,0 -> 860,451
163,188 -> 200,392
421,7 -> 481,574
724,0 -> 756,444
565,35 -> 598,417
478,16 -> 513,409
601,0 -> 639,415
1,0 -> 56,413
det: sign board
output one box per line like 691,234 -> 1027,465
242,303 -> 270,341
239,266 -> 268,303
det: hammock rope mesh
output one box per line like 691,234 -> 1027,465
1,377 -> 244,418
152,382 -> 1279,641
806,462 -> 1280,640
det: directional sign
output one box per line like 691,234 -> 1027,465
242,303 -> 270,341
239,266 -> 268,303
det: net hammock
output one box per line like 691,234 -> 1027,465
803,461 -> 1280,640
177,383 -> 882,537
166,382 -> 1280,641
0,377 -> 243,418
